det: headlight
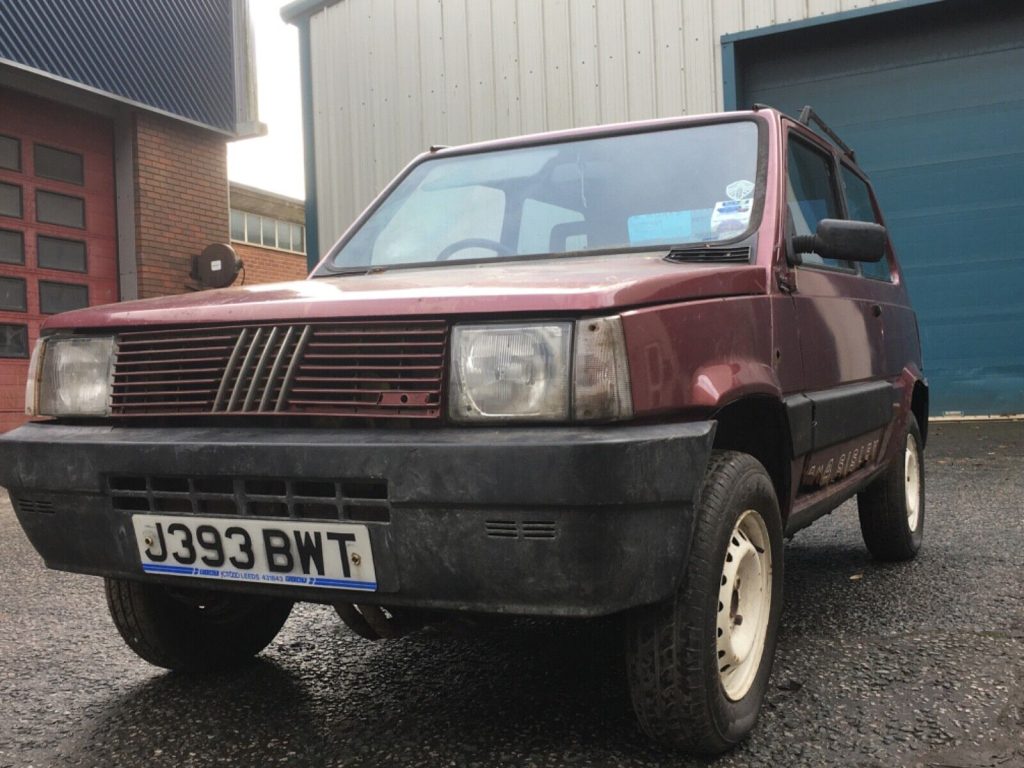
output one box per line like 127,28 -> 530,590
27,336 -> 115,417
449,317 -> 633,423
450,323 -> 572,422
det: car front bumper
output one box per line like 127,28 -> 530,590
0,421 -> 715,617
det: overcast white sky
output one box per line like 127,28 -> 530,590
227,0 -> 305,200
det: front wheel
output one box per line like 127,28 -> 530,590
626,451 -> 784,754
105,578 -> 293,671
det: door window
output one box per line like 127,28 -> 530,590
787,139 -> 849,270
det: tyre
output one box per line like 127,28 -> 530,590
857,415 -> 925,561
105,578 -> 293,671
626,451 -> 784,754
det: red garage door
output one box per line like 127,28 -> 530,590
0,88 -> 119,433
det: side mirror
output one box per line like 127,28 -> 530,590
791,219 -> 887,263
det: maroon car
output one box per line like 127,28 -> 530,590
0,107 -> 927,754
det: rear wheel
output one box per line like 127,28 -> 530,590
857,415 -> 925,561
105,578 -> 293,671
626,451 -> 784,754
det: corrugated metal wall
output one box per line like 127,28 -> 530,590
0,0 -> 239,133
307,0 -> 897,246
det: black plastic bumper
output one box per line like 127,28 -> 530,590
0,421 -> 715,617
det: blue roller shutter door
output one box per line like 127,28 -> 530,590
738,2 -> 1024,415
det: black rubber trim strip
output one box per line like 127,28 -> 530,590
785,380 -> 894,456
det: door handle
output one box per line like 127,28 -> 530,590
870,304 -> 882,318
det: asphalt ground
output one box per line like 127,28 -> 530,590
0,421 -> 1021,768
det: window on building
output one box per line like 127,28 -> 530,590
38,236 -> 87,272
0,183 -> 22,218
39,281 -> 88,314
36,190 -> 85,228
229,208 -> 306,254
34,144 -> 85,186
260,216 -> 276,248
0,276 -> 28,312
230,209 -> 245,241
0,229 -> 24,265
0,135 -> 21,171
0,324 -> 28,358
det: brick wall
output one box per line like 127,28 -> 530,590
133,112 -> 229,298
230,241 -> 308,286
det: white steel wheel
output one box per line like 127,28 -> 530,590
858,415 -> 925,562
626,451 -> 784,755
716,508 -> 773,701
904,432 -> 922,532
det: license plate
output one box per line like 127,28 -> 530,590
131,514 -> 377,591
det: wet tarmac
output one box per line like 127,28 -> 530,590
1,421 -> 1021,767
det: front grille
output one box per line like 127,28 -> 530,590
109,475 -> 391,523
110,320 -> 447,419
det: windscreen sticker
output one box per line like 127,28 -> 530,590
710,198 -> 752,237
627,210 -> 693,244
726,179 -> 755,201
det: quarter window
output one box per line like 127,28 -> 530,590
841,165 -> 891,282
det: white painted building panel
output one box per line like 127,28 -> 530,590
490,1 -> 522,138
416,0 -> 447,147
596,3 -> 628,122
651,0 -> 687,117
465,0 -> 496,140
516,0 -> 548,134
441,0 -> 472,142
541,0 -> 574,130
306,0 -> 905,249
568,0 -> 601,127
807,0 -> 842,15
624,1 -> 657,120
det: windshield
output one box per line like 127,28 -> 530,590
319,120 -> 762,273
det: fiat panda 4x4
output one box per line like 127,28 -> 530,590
0,106 -> 927,754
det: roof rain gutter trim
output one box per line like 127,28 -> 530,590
281,0 -> 343,23
0,57 -> 238,137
